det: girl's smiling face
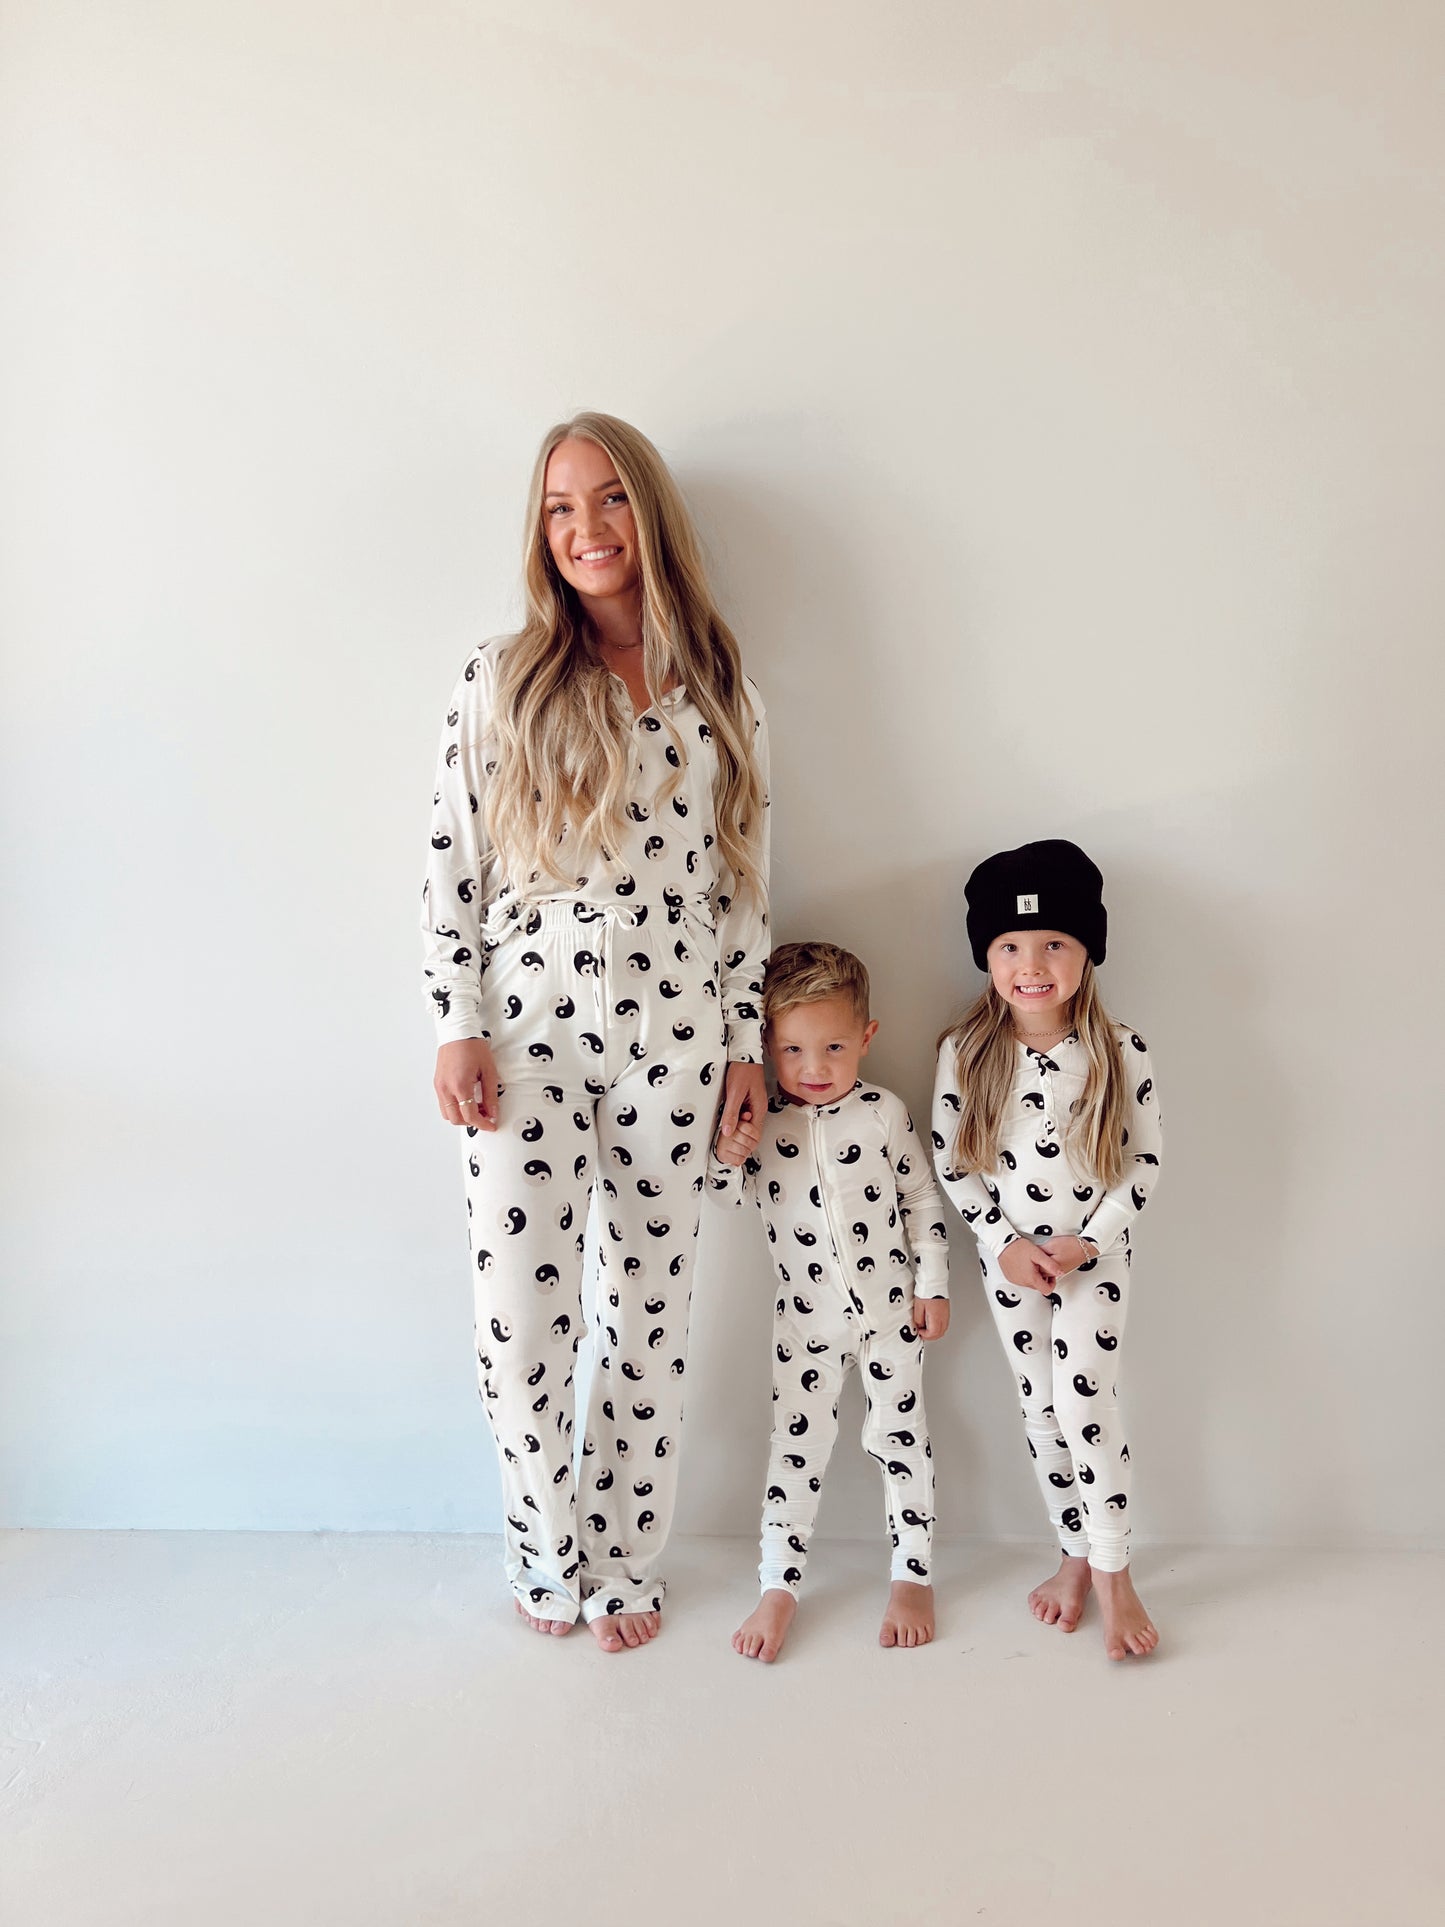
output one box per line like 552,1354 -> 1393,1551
542,437 -> 640,603
765,994 -> 879,1106
987,930 -> 1088,1022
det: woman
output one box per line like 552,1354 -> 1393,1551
422,414 -> 770,1653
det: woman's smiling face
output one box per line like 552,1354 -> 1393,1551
542,437 -> 640,604
987,930 -> 1088,1020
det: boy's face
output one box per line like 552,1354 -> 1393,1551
765,994 -> 878,1106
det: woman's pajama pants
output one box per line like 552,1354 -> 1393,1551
979,1242 -> 1135,1571
760,1293 -> 933,1596
462,901 -> 723,1623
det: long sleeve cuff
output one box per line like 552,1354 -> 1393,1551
723,1017 -> 763,1065
1079,1196 -> 1133,1253
972,1208 -> 1022,1260
704,1154 -> 750,1208
911,1247 -> 950,1299
431,989 -> 486,1046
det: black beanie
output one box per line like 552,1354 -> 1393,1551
965,840 -> 1107,971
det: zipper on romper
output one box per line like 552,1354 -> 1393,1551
809,1106 -> 846,1265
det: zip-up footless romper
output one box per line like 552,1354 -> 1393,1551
708,1081 -> 949,1595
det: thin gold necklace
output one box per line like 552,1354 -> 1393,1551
1016,1022 -> 1072,1047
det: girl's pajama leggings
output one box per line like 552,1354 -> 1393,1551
462,901 -> 724,1624
978,1243 -> 1135,1570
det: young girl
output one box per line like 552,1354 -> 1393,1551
932,840 -> 1162,1660
423,413 -> 770,1652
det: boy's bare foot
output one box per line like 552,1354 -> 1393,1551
1028,1555 -> 1092,1632
879,1580 -> 935,1648
1092,1567 -> 1159,1659
513,1598 -> 574,1637
733,1588 -> 797,1662
588,1609 -> 661,1654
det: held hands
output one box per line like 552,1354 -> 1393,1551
434,1038 -> 500,1130
911,1297 -> 951,1341
713,1130 -> 752,1168
715,1061 -> 766,1165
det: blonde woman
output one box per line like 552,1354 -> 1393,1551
931,840 -> 1163,1660
422,415 -> 769,1653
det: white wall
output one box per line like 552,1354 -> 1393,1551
2,0 -> 1441,1547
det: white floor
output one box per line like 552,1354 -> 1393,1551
2,1532 -> 1440,1927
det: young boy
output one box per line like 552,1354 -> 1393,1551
709,941 -> 951,1662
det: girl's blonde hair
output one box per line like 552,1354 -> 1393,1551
485,412 -> 765,899
937,961 -> 1129,1191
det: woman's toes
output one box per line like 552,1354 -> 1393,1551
592,1617 -> 624,1652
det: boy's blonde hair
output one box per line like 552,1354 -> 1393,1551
936,960 -> 1129,1191
763,942 -> 871,1028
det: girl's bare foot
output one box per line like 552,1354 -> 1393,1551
1092,1567 -> 1159,1659
879,1580 -> 935,1648
588,1609 -> 661,1654
513,1598 -> 574,1637
1028,1555 -> 1092,1632
733,1588 -> 797,1662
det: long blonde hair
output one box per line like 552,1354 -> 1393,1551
484,412 -> 765,899
937,962 -> 1129,1190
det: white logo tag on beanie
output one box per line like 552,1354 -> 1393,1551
1017,893 -> 1038,914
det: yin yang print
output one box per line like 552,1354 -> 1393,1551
426,640 -> 770,1624
424,640 -> 769,1067
931,1025 -> 1162,1572
708,1082 -> 950,1596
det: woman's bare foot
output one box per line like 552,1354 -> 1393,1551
879,1580 -> 935,1648
1028,1555 -> 1092,1632
513,1598 -> 574,1637
587,1609 -> 661,1654
1092,1567 -> 1159,1659
733,1588 -> 797,1662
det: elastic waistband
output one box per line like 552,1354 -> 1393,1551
483,894 -> 714,939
